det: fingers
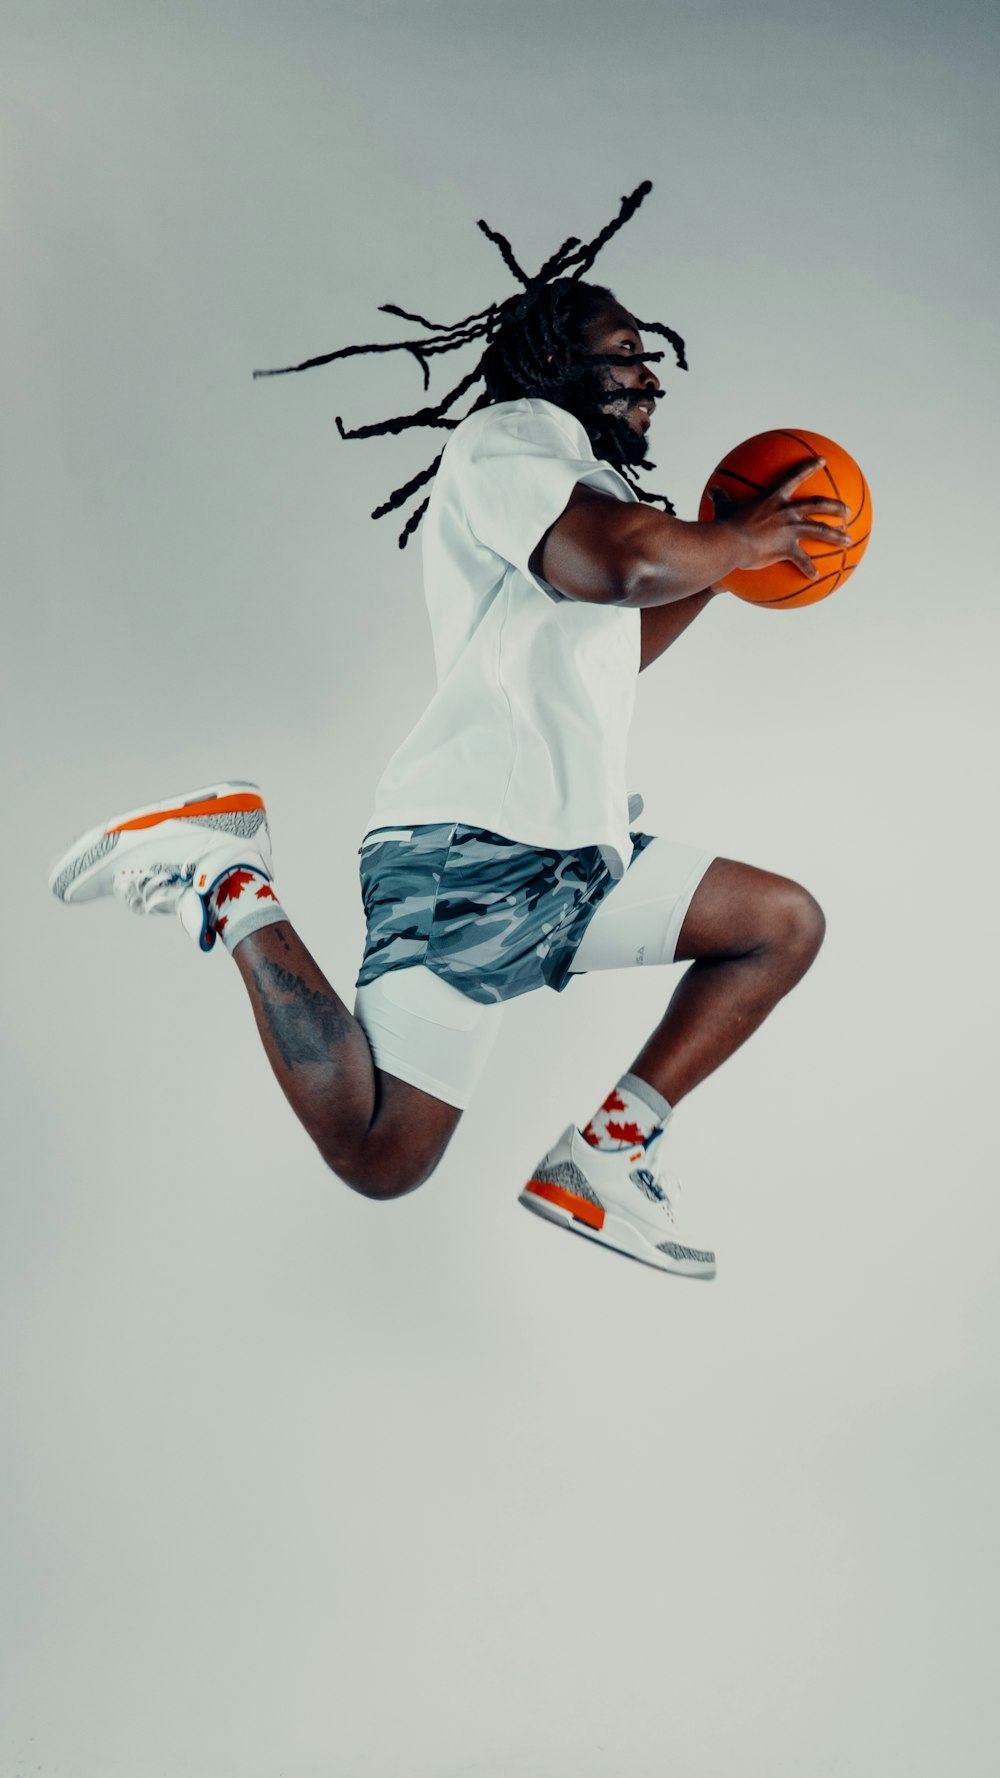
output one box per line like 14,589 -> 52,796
785,489 -> 853,548
800,519 -> 854,547
787,522 -> 853,577
767,460 -> 851,542
787,495 -> 851,518
789,545 -> 820,581
772,456 -> 826,498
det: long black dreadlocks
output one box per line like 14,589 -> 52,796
253,179 -> 687,549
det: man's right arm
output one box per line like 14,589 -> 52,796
529,459 -> 853,608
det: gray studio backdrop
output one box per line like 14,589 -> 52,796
3,2 -> 998,1775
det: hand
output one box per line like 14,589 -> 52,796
708,457 -> 853,582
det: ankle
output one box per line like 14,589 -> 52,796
580,1070 -> 672,1152
207,862 -> 286,953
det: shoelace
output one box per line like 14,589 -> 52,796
114,864 -> 194,915
640,1129 -> 684,1223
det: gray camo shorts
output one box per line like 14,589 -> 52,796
355,821 -> 656,1006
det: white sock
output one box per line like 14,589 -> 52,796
580,1071 -> 672,1152
206,864 -> 286,953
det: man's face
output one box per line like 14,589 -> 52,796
580,300 -> 661,464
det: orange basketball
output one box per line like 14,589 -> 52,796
698,428 -> 872,608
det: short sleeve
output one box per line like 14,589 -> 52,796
445,400 -> 635,593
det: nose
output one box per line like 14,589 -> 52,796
639,359 -> 661,392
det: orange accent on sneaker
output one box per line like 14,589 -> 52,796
106,792 -> 265,835
524,1178 -> 605,1231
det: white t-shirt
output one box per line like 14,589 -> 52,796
364,397 -> 642,879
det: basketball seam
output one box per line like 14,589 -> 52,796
711,467 -> 768,495
761,570 -> 842,604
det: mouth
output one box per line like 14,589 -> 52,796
634,399 -> 655,426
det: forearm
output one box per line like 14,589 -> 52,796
616,514 -> 742,608
536,491 -> 741,610
639,587 -> 719,670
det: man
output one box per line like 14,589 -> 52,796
49,185 -> 851,1279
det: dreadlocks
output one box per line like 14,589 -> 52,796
253,179 -> 687,549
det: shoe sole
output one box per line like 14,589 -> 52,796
48,782 -> 265,904
518,1181 -> 716,1280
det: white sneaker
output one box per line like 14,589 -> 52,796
48,781 -> 272,952
519,1124 -> 716,1279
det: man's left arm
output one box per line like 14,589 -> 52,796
639,588 -> 720,671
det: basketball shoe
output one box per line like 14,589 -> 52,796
48,782 -> 272,952
519,1124 -> 716,1279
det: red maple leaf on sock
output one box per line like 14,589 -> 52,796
604,1119 -> 647,1145
601,1089 -> 627,1115
255,883 -> 278,901
214,914 -> 228,935
215,869 -> 255,906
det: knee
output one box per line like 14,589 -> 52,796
348,1164 -> 429,1202
318,1135 -> 438,1201
770,881 -> 826,971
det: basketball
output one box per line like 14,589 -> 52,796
698,428 -> 872,608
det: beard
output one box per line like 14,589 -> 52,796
560,368 -> 654,468
593,400 -> 652,467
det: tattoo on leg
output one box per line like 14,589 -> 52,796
251,960 -> 351,1069
273,925 -> 291,951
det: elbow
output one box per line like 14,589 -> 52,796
613,549 -> 670,609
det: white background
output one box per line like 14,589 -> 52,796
3,2 -> 998,1774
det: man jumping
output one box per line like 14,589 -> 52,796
48,181 -> 851,1279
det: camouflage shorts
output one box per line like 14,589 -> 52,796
355,822 -> 656,1006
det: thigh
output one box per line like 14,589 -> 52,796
568,836 -> 715,973
354,964 -> 505,1113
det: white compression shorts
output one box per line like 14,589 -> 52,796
353,836 -> 714,1110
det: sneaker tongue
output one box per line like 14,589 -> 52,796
178,883 -> 213,948
643,1126 -> 667,1167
